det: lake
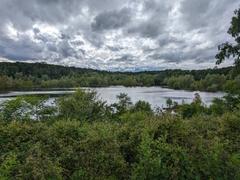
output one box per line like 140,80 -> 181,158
0,86 -> 225,108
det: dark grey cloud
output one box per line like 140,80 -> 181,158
149,48 -> 216,64
0,0 -> 82,31
0,0 -> 238,71
107,46 -> 123,52
158,35 -> 185,48
127,21 -> 162,38
126,0 -> 170,38
91,8 -> 131,31
0,35 -> 43,61
110,54 -> 135,62
180,0 -> 238,30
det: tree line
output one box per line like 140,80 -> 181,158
0,61 -> 238,93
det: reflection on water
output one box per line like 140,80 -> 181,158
91,86 -> 225,108
0,86 -> 225,108
0,90 -> 75,97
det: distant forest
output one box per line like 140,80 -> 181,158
0,62 -> 239,93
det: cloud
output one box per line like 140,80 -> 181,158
180,0 -> 238,30
127,21 -> 162,38
91,8 -> 131,31
0,0 -> 238,71
110,54 -> 135,62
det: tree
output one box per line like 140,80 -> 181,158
166,98 -> 173,109
58,89 -> 107,121
0,76 -> 13,90
0,96 -> 53,121
193,93 -> 202,105
113,93 -> 132,114
216,8 -> 240,67
133,100 -> 152,114
164,75 -> 195,90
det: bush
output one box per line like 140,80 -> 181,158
132,100 -> 153,114
0,91 -> 239,179
58,89 -> 108,121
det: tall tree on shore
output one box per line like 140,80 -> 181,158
216,8 -> 240,67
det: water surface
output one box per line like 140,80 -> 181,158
0,86 -> 225,108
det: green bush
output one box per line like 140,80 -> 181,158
58,89 -> 108,121
0,91 -> 240,179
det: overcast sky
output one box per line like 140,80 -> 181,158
0,0 -> 238,71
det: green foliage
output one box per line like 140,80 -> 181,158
178,93 -> 206,119
0,61 -> 236,93
216,8 -> 240,66
0,90 -> 239,179
58,89 -> 108,121
132,134 -> 191,180
163,73 -> 238,93
0,152 -> 19,179
19,143 -> 63,179
0,96 -> 55,121
0,76 -> 13,90
113,93 -> 133,115
0,97 -> 26,121
193,93 -> 202,104
228,153 -> 240,179
201,74 -> 227,91
164,75 -> 195,90
132,100 -> 153,114
166,98 -> 173,109
209,98 -> 227,115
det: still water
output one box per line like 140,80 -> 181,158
0,86 -> 225,108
